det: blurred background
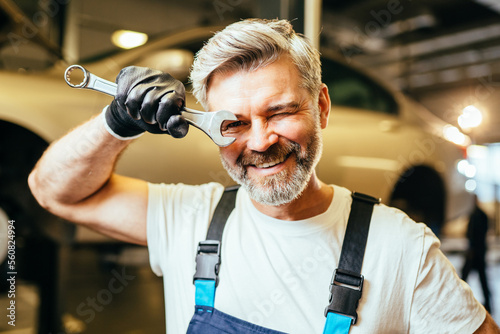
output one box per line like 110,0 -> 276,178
0,0 -> 499,332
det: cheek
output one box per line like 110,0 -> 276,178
220,146 -> 241,164
273,117 -> 313,143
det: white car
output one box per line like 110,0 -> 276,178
0,26 -> 473,244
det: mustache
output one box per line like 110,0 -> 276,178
236,141 -> 300,167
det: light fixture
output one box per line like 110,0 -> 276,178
443,125 -> 469,146
458,105 -> 483,130
465,179 -> 477,192
111,30 -> 148,49
456,159 -> 477,178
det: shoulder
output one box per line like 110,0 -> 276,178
328,185 -> 428,246
334,186 -> 429,249
148,181 -> 225,199
364,202 -> 434,273
371,203 -> 430,245
148,182 -> 224,205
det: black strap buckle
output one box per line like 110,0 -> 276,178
193,240 -> 221,286
324,269 -> 364,324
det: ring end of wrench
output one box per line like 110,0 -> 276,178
64,65 -> 89,88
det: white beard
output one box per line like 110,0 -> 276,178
220,119 -> 323,206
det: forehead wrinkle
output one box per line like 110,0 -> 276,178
265,101 -> 301,113
209,89 -> 294,116
206,57 -> 302,113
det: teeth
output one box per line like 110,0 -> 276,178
255,156 -> 286,168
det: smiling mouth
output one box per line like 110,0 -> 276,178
253,153 -> 291,169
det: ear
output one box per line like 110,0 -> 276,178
317,83 -> 331,129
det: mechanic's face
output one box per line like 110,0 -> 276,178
207,56 -> 330,206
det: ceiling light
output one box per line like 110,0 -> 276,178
465,179 -> 477,192
111,30 -> 148,49
458,105 -> 483,129
443,125 -> 469,146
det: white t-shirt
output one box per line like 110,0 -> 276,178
147,182 -> 486,334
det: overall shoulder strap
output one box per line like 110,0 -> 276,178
323,192 -> 380,333
193,186 -> 239,307
338,192 -> 380,280
206,185 -> 239,241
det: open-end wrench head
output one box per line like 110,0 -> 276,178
209,110 -> 237,147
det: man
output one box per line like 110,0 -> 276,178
462,195 -> 492,313
29,19 -> 498,333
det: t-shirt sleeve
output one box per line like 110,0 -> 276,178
146,182 -> 224,277
409,227 -> 486,333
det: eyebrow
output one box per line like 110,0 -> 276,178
265,101 -> 301,113
230,101 -> 303,119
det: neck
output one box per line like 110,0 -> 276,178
250,172 -> 334,220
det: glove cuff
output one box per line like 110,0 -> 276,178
101,106 -> 144,141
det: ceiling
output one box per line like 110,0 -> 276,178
322,0 -> 500,144
1,0 -> 499,143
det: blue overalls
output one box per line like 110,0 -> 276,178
186,188 -> 379,334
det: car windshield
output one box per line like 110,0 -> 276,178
322,57 -> 398,115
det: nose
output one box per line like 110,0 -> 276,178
246,120 -> 279,152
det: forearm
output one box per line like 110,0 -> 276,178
475,312 -> 500,333
28,113 -> 131,208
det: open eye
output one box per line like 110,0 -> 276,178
221,120 -> 245,135
225,121 -> 243,128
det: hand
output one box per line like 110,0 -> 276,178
104,66 -> 189,139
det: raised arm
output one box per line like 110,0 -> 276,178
475,313 -> 500,334
28,66 -> 189,245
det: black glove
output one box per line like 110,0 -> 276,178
104,66 -> 189,139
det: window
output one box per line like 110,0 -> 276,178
321,57 -> 398,115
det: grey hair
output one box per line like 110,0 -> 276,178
189,19 -> 322,110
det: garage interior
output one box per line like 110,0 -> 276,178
1,0 -> 500,333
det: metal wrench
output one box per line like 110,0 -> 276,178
64,64 -> 236,147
